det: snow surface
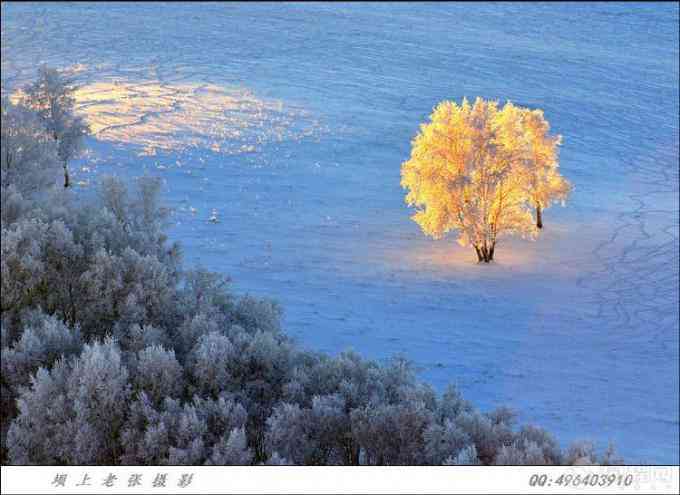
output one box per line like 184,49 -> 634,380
2,2 -> 678,463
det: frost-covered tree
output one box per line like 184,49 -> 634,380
517,107 -> 571,229
562,440 -> 623,466
1,312 -> 82,388
5,358 -> 75,465
454,408 -> 515,465
423,419 -> 470,465
178,269 -> 233,319
20,66 -> 89,188
132,345 -> 184,404
435,384 -> 474,422
231,295 -> 282,335
0,173 -> 180,338
511,424 -> 563,465
307,394 -> 353,464
189,331 -> 237,398
0,312 -> 82,460
7,338 -> 130,464
1,98 -> 60,197
1,218 -> 50,319
350,399 -> 432,465
186,322 -> 299,463
401,97 -> 570,261
265,394 -> 351,465
224,328 -> 296,462
265,402 -> 313,464
206,427 -> 253,465
119,393 -> 249,465
494,441 -> 551,465
444,444 -> 481,465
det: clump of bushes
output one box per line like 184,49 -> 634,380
0,78 -> 623,466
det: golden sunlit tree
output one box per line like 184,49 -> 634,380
519,107 -> 571,228
400,97 -> 570,262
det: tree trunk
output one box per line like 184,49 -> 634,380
475,242 -> 495,263
344,440 -> 360,465
474,245 -> 483,262
536,203 -> 543,229
63,161 -> 70,188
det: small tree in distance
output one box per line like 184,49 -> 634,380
400,97 -> 571,262
21,66 -> 89,188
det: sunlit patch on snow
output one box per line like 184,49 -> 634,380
37,78 -> 324,156
372,221 -> 589,281
396,240 -> 537,273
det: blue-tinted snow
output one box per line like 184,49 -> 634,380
2,2 -> 678,463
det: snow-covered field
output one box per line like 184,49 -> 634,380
2,2 -> 678,463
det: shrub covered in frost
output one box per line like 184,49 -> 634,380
7,338 -> 130,464
0,90 -> 622,465
444,445 -> 481,465
119,393 -> 249,465
132,345 -> 184,404
1,311 -> 82,462
350,399 -> 433,465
